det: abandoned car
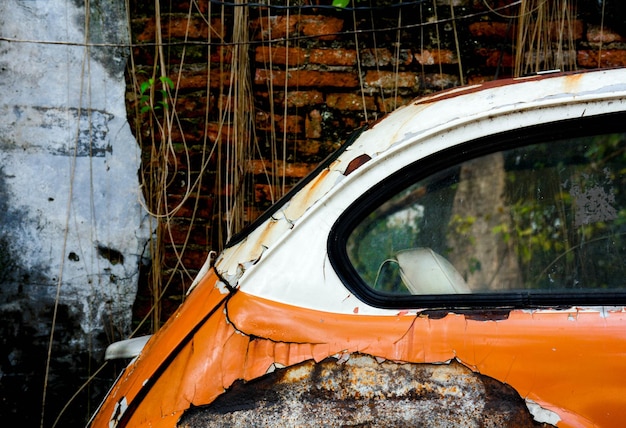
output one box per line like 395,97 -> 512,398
91,68 -> 626,427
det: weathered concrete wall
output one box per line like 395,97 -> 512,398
0,0 -> 148,425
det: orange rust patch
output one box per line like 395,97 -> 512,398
178,355 -> 545,427
562,72 -> 586,93
413,70 -> 595,105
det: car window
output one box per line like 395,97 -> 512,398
339,119 -> 626,304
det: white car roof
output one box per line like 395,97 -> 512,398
201,68 -> 626,297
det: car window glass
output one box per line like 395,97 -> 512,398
346,131 -> 626,295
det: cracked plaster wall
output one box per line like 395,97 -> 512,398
0,0 -> 149,425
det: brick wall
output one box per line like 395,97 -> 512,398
128,0 -> 626,327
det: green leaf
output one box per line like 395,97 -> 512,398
140,78 -> 154,95
332,0 -> 350,8
160,76 -> 174,89
139,82 -> 150,95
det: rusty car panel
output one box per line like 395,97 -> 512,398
178,354 -> 548,427
93,278 -> 626,427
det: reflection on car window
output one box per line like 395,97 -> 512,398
347,132 -> 626,295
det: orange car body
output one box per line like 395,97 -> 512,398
92,69 -> 626,427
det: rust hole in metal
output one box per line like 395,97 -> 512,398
178,353 -> 552,427
421,310 -> 511,321
344,154 -> 371,176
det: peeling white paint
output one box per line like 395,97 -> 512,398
525,398 -> 561,425
208,70 -> 626,317
265,362 -> 286,374
109,397 -> 128,428
216,280 -> 231,295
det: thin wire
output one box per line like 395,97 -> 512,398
450,0 -> 464,86
155,0 -> 203,292
353,6 -> 368,122
368,1 -> 383,114
432,0 -> 444,90
208,0 -> 430,11
392,1 -> 402,111
598,0 -> 606,67
51,362 -> 109,428
260,8 -> 278,204
481,0 -> 530,19
41,0 -> 91,425
0,2 -> 519,49
493,17 -> 513,79
281,0 -> 290,195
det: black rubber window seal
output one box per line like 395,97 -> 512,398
328,112 -> 626,310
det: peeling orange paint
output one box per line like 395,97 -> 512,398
91,268 -> 626,427
227,293 -> 626,427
